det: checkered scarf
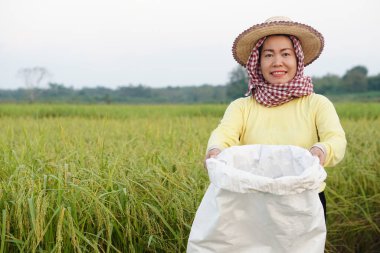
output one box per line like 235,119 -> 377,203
246,36 -> 314,107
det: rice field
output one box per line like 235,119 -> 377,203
0,103 -> 379,253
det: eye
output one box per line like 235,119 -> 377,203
264,53 -> 273,58
282,50 -> 294,57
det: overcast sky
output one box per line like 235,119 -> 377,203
0,0 -> 379,89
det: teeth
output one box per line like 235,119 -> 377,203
272,71 -> 285,75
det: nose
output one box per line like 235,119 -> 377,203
272,55 -> 283,67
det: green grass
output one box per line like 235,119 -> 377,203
326,91 -> 380,103
0,104 -> 226,119
0,103 -> 379,252
324,117 -> 380,252
1,102 -> 379,120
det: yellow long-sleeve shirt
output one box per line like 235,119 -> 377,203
207,93 -> 347,168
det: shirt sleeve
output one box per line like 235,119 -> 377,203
313,96 -> 347,167
206,98 -> 245,153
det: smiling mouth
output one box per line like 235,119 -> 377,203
271,71 -> 287,77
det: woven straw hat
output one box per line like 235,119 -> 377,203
232,16 -> 324,67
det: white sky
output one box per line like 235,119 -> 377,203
0,0 -> 379,89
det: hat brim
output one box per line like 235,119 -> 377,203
232,21 -> 324,67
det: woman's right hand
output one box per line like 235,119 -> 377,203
204,148 -> 221,169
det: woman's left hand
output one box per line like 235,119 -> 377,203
310,146 -> 326,166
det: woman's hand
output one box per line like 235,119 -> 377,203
204,148 -> 221,169
310,146 -> 326,166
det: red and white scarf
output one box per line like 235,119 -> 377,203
246,36 -> 314,107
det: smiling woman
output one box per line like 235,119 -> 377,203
197,16 -> 348,252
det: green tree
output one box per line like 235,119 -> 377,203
342,65 -> 368,92
368,74 -> 380,91
313,74 -> 343,94
226,65 -> 248,99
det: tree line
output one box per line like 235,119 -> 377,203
1,65 -> 379,103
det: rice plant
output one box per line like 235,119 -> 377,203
0,103 -> 379,252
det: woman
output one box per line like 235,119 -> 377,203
205,16 -> 347,218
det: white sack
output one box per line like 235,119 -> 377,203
187,145 -> 327,253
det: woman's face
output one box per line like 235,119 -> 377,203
259,35 -> 297,84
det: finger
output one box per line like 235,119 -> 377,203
319,156 -> 323,165
315,153 -> 325,166
310,151 -> 323,165
319,155 -> 326,166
